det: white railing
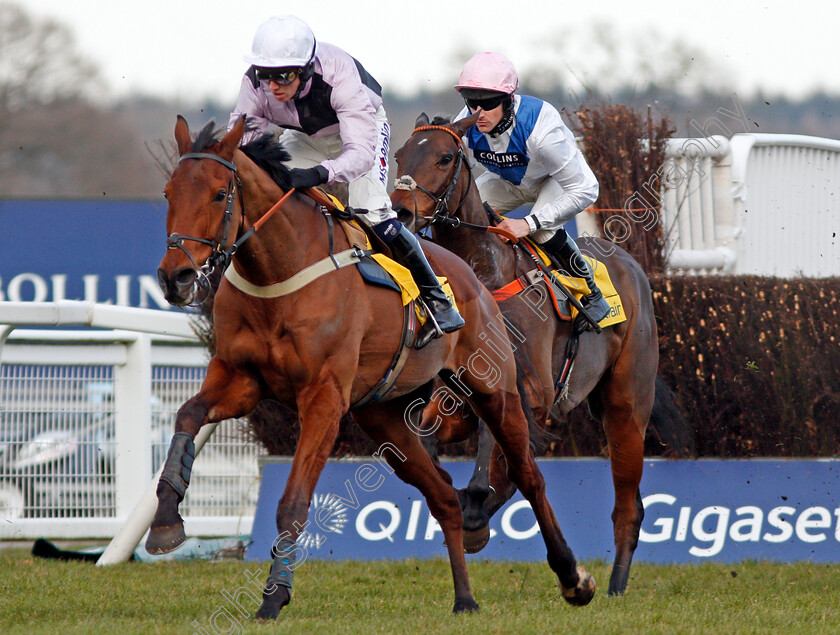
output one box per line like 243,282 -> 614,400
661,133 -> 840,276
0,301 -> 263,539
661,135 -> 738,274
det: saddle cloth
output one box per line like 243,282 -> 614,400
335,209 -> 458,325
492,242 -> 626,329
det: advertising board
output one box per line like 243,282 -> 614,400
248,458 -> 840,563
0,199 -> 168,309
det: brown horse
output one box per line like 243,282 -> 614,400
391,112 -> 659,596
148,116 -> 596,618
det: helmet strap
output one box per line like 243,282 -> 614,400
488,95 -> 515,138
293,37 -> 318,98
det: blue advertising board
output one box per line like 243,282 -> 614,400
0,199 -> 579,310
0,199 -> 169,308
248,458 -> 840,563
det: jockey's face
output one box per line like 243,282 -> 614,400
472,103 -> 505,134
268,77 -> 301,102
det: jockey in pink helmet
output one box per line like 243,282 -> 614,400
455,52 -> 610,324
230,16 -> 463,347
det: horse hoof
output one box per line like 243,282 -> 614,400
561,565 -> 596,607
453,597 -> 480,613
254,588 -> 291,620
145,522 -> 186,554
463,525 -> 491,554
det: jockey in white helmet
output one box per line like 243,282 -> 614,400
230,15 -> 463,347
454,52 -> 610,324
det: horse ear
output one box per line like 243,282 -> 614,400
450,112 -> 480,138
220,115 -> 246,158
414,112 -> 430,128
174,115 -> 192,156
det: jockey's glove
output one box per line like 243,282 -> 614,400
289,165 -> 329,189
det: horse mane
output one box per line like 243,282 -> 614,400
240,133 -> 293,190
190,120 -> 292,190
430,114 -> 453,125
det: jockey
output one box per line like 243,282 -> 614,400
454,52 -> 611,324
229,15 -> 463,348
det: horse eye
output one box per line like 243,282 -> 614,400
214,190 -> 227,202
162,190 -> 168,200
439,153 -> 453,166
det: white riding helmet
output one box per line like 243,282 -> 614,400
244,15 -> 317,68
455,52 -> 519,95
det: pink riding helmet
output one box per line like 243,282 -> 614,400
455,52 -> 519,95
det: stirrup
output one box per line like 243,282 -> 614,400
415,302 -> 445,349
580,293 -> 610,329
414,298 -> 464,349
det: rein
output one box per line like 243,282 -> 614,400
394,125 -> 518,244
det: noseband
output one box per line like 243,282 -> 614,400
165,152 -> 244,304
394,125 -> 473,229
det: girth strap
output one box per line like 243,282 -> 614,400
351,300 -> 418,409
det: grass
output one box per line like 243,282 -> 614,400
1,548 -> 839,634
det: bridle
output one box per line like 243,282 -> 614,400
393,125 -> 474,231
164,152 -> 246,305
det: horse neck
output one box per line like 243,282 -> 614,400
233,161 -> 333,284
432,181 -> 517,290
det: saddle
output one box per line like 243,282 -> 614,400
488,237 -> 627,404
492,238 -> 626,329
304,186 -> 458,322
301,187 -> 457,409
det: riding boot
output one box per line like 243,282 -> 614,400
541,230 -> 611,325
382,223 -> 465,348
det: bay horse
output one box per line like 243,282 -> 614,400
391,112 -> 659,596
148,115 -> 596,618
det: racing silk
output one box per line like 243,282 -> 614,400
457,95 -> 599,233
229,42 -> 383,184
466,95 -> 542,185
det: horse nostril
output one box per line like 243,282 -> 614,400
173,268 -> 197,288
157,268 -> 169,291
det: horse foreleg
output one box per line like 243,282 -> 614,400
471,391 -> 595,606
462,365 -> 551,553
255,374 -> 346,620
146,357 -> 260,554
459,423 -> 508,553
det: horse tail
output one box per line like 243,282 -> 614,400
646,375 -> 696,457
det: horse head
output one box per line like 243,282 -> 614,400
157,116 -> 246,306
391,112 -> 479,232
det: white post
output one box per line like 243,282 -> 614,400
713,138 -> 739,272
96,421 -> 220,566
0,324 -> 15,358
113,333 -> 153,517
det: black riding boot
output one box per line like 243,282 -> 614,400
541,230 -> 611,324
385,223 -> 465,348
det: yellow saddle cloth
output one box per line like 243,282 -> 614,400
334,211 -> 457,326
493,239 -> 626,329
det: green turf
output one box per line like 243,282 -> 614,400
1,549 -> 838,634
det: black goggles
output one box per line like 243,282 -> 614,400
255,67 -> 302,85
464,94 -> 507,112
